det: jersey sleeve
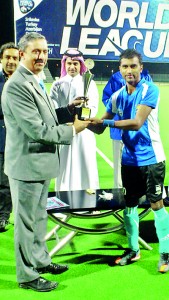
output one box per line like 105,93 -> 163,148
105,92 -> 119,115
140,83 -> 159,108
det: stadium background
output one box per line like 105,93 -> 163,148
1,3 -> 169,300
0,0 -> 169,189
1,1 -> 169,81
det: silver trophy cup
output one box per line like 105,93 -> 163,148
77,59 -> 95,120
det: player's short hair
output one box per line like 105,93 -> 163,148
119,49 -> 143,65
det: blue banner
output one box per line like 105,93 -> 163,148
14,0 -> 169,62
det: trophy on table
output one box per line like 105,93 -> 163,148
76,58 -> 95,120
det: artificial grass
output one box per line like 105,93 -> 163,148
1,82 -> 169,299
1,209 -> 169,300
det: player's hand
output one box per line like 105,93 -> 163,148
88,117 -> 103,125
86,117 -> 105,134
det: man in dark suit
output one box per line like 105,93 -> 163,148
0,42 -> 19,231
2,33 -> 90,292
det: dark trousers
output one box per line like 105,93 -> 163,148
0,152 -> 12,221
9,178 -> 51,282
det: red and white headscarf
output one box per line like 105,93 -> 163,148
60,49 -> 87,77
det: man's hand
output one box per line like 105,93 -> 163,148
87,117 -> 105,135
67,97 -> 89,114
73,114 -> 91,134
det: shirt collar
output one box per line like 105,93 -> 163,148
65,73 -> 81,82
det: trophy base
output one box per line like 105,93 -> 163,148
75,106 -> 91,120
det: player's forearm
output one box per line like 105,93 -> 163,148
103,118 -> 142,130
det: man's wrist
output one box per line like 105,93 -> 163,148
67,104 -> 75,115
103,119 -> 115,128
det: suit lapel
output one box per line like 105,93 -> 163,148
18,66 -> 58,122
32,80 -> 58,122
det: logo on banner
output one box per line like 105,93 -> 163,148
18,0 -> 34,14
14,0 -> 169,61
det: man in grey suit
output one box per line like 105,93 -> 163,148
2,33 -> 91,292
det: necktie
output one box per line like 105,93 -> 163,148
39,79 -> 46,94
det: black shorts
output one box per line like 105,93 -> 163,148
121,161 -> 165,207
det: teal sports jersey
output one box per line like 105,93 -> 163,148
106,78 -> 166,166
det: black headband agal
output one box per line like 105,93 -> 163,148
63,49 -> 83,58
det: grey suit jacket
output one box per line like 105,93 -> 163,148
1,65 -> 73,181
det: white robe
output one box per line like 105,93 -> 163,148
50,74 -> 100,191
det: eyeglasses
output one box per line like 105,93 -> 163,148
63,49 -> 83,58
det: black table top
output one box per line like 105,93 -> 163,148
46,188 -> 160,213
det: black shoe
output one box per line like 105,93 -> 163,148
19,276 -> 58,292
115,248 -> 140,266
0,220 -> 9,231
37,263 -> 69,275
158,253 -> 169,273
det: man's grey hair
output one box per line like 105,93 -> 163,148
18,32 -> 46,51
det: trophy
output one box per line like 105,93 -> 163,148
76,58 -> 95,120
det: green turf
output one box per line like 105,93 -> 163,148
156,84 -> 169,185
1,209 -> 169,300
1,82 -> 168,299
